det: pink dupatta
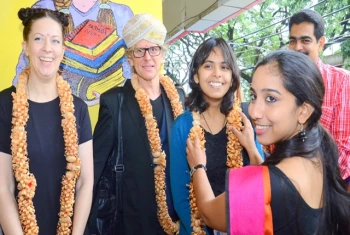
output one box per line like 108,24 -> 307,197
226,166 -> 273,235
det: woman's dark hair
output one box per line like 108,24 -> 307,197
185,37 -> 240,115
18,7 -> 69,41
257,50 -> 350,234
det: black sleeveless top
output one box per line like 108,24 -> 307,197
269,165 -> 322,235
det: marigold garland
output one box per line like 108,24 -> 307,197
131,74 -> 183,234
188,98 -> 243,234
11,68 -> 80,235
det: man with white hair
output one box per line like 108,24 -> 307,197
90,14 -> 185,234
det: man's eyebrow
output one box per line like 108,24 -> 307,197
289,36 -> 312,40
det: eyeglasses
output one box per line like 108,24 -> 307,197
133,46 -> 162,58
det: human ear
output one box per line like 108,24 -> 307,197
317,36 -> 326,53
297,102 -> 315,125
22,41 -> 28,57
194,74 -> 199,84
128,57 -> 134,67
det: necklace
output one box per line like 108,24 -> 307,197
201,112 -> 227,134
188,98 -> 243,234
11,68 -> 80,235
131,74 -> 183,234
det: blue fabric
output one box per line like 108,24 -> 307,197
170,110 -> 263,235
160,101 -> 178,222
346,177 -> 350,187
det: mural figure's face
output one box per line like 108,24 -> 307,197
193,47 -> 232,105
22,17 -> 65,81
128,39 -> 164,82
72,0 -> 98,13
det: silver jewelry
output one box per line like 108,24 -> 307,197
190,164 -> 207,177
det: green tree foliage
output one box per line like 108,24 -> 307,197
165,0 -> 350,96
341,39 -> 350,70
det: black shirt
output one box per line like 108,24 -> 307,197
0,86 -> 92,235
204,126 -> 250,197
204,127 -> 228,197
269,165 -> 322,235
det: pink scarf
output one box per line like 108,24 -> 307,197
226,166 -> 273,235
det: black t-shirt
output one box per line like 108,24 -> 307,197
150,94 -> 163,128
150,93 -> 178,225
204,127 -> 228,197
0,86 -> 92,235
204,127 -> 250,197
269,165 -> 322,235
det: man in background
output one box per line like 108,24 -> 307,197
289,9 -> 350,191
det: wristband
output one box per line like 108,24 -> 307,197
190,164 -> 207,177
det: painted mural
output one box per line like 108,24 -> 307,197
0,0 -> 162,127
12,0 -> 133,106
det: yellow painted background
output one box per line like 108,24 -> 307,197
0,0 -> 163,128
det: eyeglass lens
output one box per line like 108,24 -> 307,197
133,46 -> 161,58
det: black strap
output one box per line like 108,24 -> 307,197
115,92 -> 124,214
240,102 -> 251,165
240,102 -> 250,120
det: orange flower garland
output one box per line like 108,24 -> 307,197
11,68 -> 80,235
188,98 -> 243,234
131,74 -> 183,234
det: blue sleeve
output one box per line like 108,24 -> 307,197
31,0 -> 56,9
170,114 -> 193,235
254,133 -> 264,161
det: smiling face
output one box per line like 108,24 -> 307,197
194,47 -> 232,105
128,39 -> 164,82
22,17 -> 65,81
288,22 -> 325,64
248,64 -> 305,145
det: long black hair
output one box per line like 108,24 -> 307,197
257,50 -> 350,234
185,37 -> 240,115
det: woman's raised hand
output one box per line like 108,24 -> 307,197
186,135 -> 207,169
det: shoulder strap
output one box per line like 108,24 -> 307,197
176,84 -> 186,107
240,102 -> 250,120
240,102 -> 251,165
114,89 -> 124,214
